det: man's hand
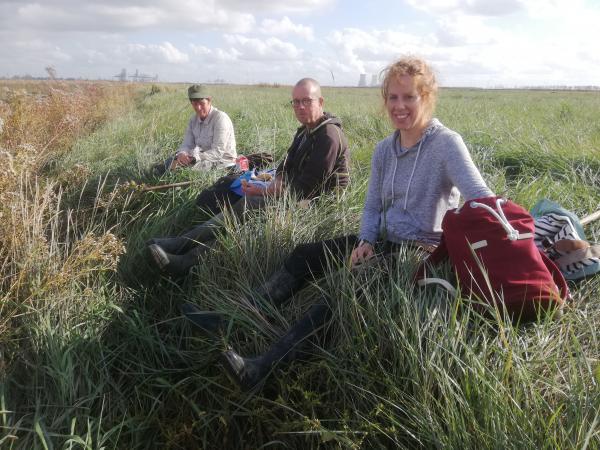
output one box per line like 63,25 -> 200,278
174,152 -> 195,167
350,241 -> 375,268
241,180 -> 266,197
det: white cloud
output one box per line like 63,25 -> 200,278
189,44 -> 240,62
49,47 -> 73,62
221,0 -> 335,13
85,49 -> 110,65
224,35 -> 304,61
157,42 -> 189,63
260,16 -> 314,40
434,14 -> 501,46
1,0 -> 599,87
322,19 -> 599,87
518,0 -> 588,19
405,0 -> 525,16
365,0 -> 600,87
327,28 -> 434,74
13,39 -> 72,62
122,42 -> 189,64
2,1 -> 256,33
0,0 -> 339,34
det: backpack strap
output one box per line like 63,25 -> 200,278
414,236 -> 449,281
415,238 -> 457,294
416,277 -> 457,296
539,251 -> 570,301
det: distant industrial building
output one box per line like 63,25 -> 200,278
113,68 -> 158,82
358,73 -> 379,87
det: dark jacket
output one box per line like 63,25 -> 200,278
277,113 -> 350,200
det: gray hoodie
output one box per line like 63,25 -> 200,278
358,118 -> 493,245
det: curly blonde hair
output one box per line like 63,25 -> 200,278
381,56 -> 438,119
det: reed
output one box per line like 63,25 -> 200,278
0,81 -> 598,448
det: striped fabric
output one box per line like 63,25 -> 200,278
534,213 -> 600,279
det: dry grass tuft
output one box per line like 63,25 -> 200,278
0,81 -> 135,328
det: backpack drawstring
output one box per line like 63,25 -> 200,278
469,198 -> 520,241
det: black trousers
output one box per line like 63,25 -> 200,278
283,235 -> 431,281
195,180 -> 243,216
284,235 -> 359,280
266,236 -> 435,364
280,235 -> 422,333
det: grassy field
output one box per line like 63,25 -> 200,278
0,80 -> 599,449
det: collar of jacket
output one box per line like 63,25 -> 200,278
296,114 -> 332,136
198,106 -> 217,124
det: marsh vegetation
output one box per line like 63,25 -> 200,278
0,81 -> 599,449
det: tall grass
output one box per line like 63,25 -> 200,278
0,81 -> 599,449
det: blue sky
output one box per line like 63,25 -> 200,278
1,0 -> 599,87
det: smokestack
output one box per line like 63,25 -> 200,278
358,73 -> 367,87
371,74 -> 378,86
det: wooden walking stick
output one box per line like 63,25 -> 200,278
581,209 -> 600,227
139,180 -> 195,192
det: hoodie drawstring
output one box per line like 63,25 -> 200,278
390,154 -> 398,207
403,138 -> 423,211
389,132 -> 425,211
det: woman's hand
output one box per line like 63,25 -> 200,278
350,241 -> 375,268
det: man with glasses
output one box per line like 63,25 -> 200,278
147,78 -> 350,277
154,84 -> 237,174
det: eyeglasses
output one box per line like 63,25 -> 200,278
190,98 -> 210,103
290,98 -> 317,107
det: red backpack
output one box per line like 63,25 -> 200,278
418,196 -> 569,321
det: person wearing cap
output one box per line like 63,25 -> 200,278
155,84 -> 237,174
146,77 -> 350,276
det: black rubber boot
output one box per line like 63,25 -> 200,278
178,213 -> 224,244
180,303 -> 224,335
146,210 -> 226,256
221,301 -> 331,391
148,244 -> 209,277
249,268 -> 303,308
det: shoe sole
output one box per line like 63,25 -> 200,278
219,350 -> 267,393
220,350 -> 253,392
148,244 -> 169,270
